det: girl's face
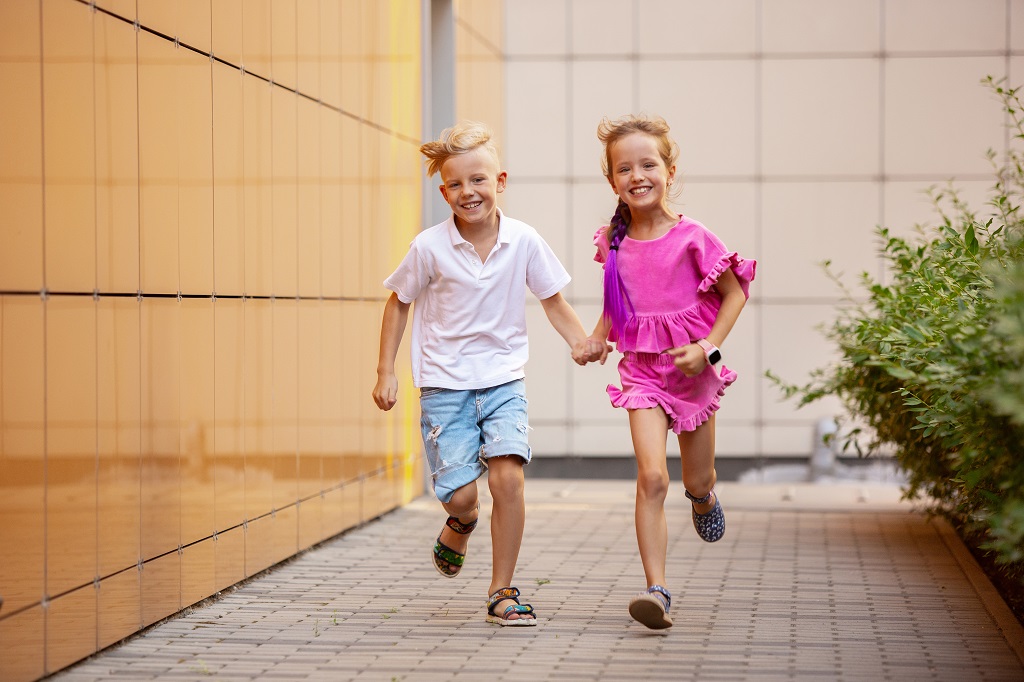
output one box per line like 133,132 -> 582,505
439,146 -> 507,230
607,132 -> 675,215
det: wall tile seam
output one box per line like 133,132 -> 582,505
78,0 -> 421,147
504,51 -> 1016,62
0,463 -> 404,621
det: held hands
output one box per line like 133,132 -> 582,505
667,343 -> 707,377
372,371 -> 399,411
572,336 -> 613,366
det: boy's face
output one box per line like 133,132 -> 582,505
439,147 -> 507,229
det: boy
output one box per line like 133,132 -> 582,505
372,121 -> 590,625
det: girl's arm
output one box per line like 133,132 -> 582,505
539,292 -> 592,365
372,292 -> 411,411
668,268 -> 746,377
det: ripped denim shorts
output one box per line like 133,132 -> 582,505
418,378 -> 531,503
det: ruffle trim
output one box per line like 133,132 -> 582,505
606,365 -> 737,434
608,299 -> 718,353
698,252 -> 756,298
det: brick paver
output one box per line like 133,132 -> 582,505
53,480 -> 1024,681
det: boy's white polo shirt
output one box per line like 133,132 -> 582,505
384,210 -> 570,390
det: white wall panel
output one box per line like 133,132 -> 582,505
885,0 -> 1006,53
762,59 -> 879,176
637,60 -> 757,177
762,0 -> 881,54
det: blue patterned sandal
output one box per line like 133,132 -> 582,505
486,587 -> 537,626
431,504 -> 479,578
628,585 -> 673,629
685,489 -> 725,542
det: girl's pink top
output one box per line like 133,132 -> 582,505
594,215 -> 756,353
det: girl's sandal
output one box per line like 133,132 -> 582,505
685,488 -> 725,543
486,587 -> 538,627
628,585 -> 673,630
431,503 -> 480,578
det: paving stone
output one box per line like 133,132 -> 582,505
48,481 -> 1024,681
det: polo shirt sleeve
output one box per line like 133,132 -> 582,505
383,240 -> 430,304
525,230 -> 571,300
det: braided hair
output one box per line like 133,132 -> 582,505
602,199 -> 635,336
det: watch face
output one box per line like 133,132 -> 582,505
708,349 -> 722,365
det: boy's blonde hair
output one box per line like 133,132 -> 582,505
420,121 -> 501,177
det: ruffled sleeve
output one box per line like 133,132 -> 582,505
698,252 -> 756,299
593,226 -> 610,265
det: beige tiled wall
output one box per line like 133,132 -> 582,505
504,0 -> 1015,459
0,1 -> 424,679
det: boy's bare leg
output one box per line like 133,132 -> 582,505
629,407 -> 671,589
439,481 -> 481,558
485,455 -> 532,620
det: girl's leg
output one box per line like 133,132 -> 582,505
485,455 -> 532,620
629,407 -> 672,588
438,481 -> 481,559
677,413 -> 718,514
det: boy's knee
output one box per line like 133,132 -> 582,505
486,456 -> 525,499
444,483 -> 479,516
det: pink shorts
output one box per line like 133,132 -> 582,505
607,351 -> 736,433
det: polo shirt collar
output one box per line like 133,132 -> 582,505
447,209 -> 511,247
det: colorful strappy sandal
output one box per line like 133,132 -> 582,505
685,488 -> 725,542
486,587 -> 537,626
628,585 -> 673,629
431,504 -> 479,578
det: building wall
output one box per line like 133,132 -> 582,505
0,1 -> 424,679
503,0 -> 1019,462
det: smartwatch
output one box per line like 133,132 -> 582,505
695,339 -> 721,366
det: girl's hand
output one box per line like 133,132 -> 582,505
372,372 -> 399,411
667,343 -> 707,377
584,336 -> 612,365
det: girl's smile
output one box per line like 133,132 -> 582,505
608,132 -> 675,216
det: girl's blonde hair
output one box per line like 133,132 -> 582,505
596,114 -> 681,336
419,121 -> 501,177
597,114 -> 679,179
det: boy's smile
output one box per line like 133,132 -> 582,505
439,146 -> 507,231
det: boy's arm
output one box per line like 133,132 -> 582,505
372,292 -> 411,411
539,292 -> 597,366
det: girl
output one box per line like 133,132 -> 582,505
584,115 -> 755,629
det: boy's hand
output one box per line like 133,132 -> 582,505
667,344 -> 707,377
571,341 -> 589,365
372,372 -> 399,411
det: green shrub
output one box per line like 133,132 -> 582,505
768,77 -> 1024,570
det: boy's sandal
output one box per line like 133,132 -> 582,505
486,587 -> 537,627
628,585 -> 673,630
431,503 -> 480,578
685,488 -> 725,543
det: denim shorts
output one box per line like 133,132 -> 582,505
419,378 -> 532,503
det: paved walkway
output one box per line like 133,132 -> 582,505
54,480 -> 1024,681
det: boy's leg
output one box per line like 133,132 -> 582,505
628,407 -> 671,589
485,455 -> 530,620
438,481 -> 481,562
420,387 -> 486,575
